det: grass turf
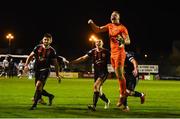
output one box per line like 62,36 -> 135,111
0,77 -> 180,118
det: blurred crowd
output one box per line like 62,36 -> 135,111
0,56 -> 35,79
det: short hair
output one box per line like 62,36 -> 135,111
40,33 -> 52,44
44,33 -> 52,39
113,10 -> 120,15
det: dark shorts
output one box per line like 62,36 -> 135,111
4,67 -> 9,73
35,69 -> 50,86
94,71 -> 108,83
125,73 -> 138,91
19,70 -> 23,74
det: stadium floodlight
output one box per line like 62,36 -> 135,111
89,35 -> 98,48
6,33 -> 14,54
89,35 -> 98,42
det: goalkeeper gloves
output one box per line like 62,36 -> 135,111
116,35 -> 125,46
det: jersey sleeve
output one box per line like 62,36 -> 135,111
50,47 -> 57,59
105,23 -> 110,29
87,49 -> 93,57
32,45 -> 40,55
121,25 -> 129,39
126,52 -> 134,62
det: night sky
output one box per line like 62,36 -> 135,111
0,0 -> 179,60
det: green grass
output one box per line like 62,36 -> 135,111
0,77 -> 180,118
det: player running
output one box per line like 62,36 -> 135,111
24,33 -> 61,110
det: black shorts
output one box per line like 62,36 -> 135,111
35,69 -> 50,86
4,67 -> 9,73
19,70 -> 23,74
125,73 -> 138,91
94,71 -> 108,83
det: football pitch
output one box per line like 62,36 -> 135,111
0,77 -> 180,118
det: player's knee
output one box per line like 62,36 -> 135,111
93,84 -> 98,91
36,86 -> 43,91
117,73 -> 123,80
36,81 -> 43,89
126,89 -> 134,96
115,69 -> 123,79
94,84 -> 100,92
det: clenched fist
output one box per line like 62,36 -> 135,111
88,19 -> 94,24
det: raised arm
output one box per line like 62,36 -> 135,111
88,19 -> 108,33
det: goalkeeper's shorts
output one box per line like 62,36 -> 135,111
111,51 -> 126,69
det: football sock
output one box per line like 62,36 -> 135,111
99,93 -> 108,103
134,91 -> 142,97
42,90 -> 52,97
123,97 -> 128,106
33,91 -> 37,99
33,90 -> 41,107
93,92 -> 99,107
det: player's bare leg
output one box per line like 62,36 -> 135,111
115,66 -> 127,107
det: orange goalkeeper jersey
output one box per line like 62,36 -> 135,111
105,23 -> 129,55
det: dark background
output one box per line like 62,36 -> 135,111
0,0 -> 179,60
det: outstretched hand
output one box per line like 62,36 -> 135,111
88,19 -> 94,24
117,35 -> 125,48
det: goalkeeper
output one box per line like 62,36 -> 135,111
88,11 -> 131,108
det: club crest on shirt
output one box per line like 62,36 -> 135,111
102,53 -> 106,58
38,56 -> 45,61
